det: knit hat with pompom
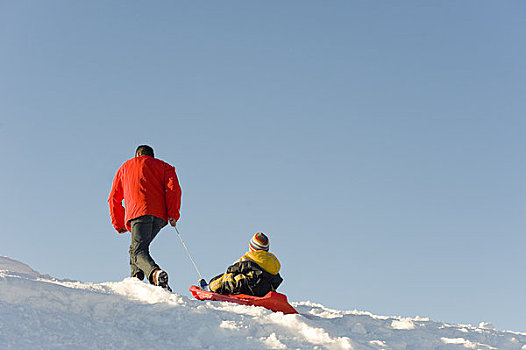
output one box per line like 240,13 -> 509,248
249,232 -> 269,251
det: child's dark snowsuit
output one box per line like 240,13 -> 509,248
209,250 -> 283,297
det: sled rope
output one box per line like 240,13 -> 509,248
175,227 -> 203,280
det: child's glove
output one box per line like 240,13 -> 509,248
198,279 -> 209,291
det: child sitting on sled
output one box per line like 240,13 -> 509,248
202,232 -> 283,297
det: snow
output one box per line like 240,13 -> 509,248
1,256 -> 525,350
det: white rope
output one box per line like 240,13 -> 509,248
174,226 -> 203,280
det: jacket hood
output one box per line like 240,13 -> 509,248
240,250 -> 281,275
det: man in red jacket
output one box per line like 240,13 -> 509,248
108,145 -> 182,292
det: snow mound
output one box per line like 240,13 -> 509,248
0,255 -> 43,279
1,256 -> 525,349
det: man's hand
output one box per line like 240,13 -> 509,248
169,218 -> 177,227
117,227 -> 127,233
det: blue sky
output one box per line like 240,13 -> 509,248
1,1 -> 525,331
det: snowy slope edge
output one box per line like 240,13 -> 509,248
1,256 -> 525,350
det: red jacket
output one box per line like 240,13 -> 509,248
108,155 -> 182,232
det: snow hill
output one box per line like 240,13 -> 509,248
1,256 -> 525,350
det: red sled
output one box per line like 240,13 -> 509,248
189,285 -> 298,315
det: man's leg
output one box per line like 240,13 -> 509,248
129,215 -> 165,282
147,216 -> 171,291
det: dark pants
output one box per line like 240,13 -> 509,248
129,215 -> 167,282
